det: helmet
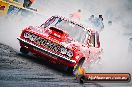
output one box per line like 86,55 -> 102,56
78,9 -> 81,12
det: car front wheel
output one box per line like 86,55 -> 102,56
20,47 -> 29,54
67,58 -> 85,74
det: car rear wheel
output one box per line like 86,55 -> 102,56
67,58 -> 85,74
20,47 -> 29,54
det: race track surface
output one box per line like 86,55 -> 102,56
0,43 -> 103,87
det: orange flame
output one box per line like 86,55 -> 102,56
75,66 -> 86,80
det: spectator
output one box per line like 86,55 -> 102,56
99,15 -> 103,21
70,9 -> 82,21
88,15 -> 95,27
23,0 -> 35,8
92,15 -> 104,33
88,15 -> 94,23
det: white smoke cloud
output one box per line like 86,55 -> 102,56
0,0 -> 132,85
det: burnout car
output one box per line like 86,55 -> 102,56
17,16 -> 102,73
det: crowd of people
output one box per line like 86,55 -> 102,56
88,14 -> 104,32
7,0 -> 36,8
70,9 -> 104,33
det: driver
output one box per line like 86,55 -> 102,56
23,0 -> 35,8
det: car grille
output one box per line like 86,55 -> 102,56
17,37 -> 76,63
25,32 -> 62,53
34,37 -> 61,53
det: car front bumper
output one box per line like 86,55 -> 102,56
17,37 -> 76,65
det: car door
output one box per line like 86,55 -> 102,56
88,31 -> 102,64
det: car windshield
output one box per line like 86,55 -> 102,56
41,16 -> 89,45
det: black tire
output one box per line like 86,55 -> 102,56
67,58 -> 85,74
67,67 -> 73,74
20,47 -> 29,54
78,75 -> 85,84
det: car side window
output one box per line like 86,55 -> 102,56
90,32 -> 100,48
90,33 -> 95,47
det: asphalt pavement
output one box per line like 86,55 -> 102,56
0,43 -> 103,87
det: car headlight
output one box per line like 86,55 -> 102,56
24,32 -> 30,38
24,32 -> 37,41
66,50 -> 73,58
60,47 -> 67,54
